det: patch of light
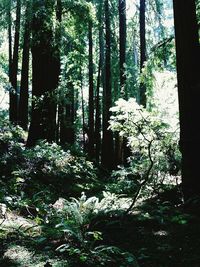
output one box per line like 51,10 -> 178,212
127,0 -> 138,19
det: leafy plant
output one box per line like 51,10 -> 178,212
109,98 -> 181,205
40,193 -> 139,267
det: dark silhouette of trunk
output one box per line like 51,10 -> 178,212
119,0 -> 126,98
95,0 -> 104,163
95,50 -> 102,163
115,0 -> 128,167
55,0 -> 62,143
18,3 -> 31,130
173,0 -> 200,201
7,0 -> 12,86
139,0 -> 147,107
101,0 -> 114,170
155,0 -> 167,67
88,21 -> 95,158
81,70 -> 86,150
10,0 -> 21,123
27,0 -> 59,147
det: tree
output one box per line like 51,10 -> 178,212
139,0 -> 147,107
9,0 -> 21,123
119,0 -> 126,98
173,0 -> 200,201
27,0 -> 59,147
95,0 -> 104,163
101,0 -> 114,170
155,0 -> 167,67
7,0 -> 12,93
115,0 -> 127,166
88,20 -> 95,158
18,1 -> 31,130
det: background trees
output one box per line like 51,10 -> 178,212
1,1 -> 200,266
0,0 -> 199,202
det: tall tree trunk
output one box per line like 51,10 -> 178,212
7,0 -> 12,86
173,0 -> 200,201
10,0 -> 21,124
18,2 -> 31,130
88,21 -> 95,158
101,0 -> 114,170
55,0 -> 62,143
81,70 -> 86,150
139,0 -> 147,107
27,0 -> 58,147
119,0 -> 126,98
155,0 -> 167,67
95,58 -> 101,163
95,0 -> 104,163
115,0 -> 127,167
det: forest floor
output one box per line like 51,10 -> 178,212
1,193 -> 200,267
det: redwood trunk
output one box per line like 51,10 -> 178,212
139,0 -> 147,107
173,0 -> 200,201
101,0 -> 114,170
10,0 -> 21,123
19,3 -> 30,130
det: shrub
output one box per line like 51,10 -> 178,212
38,193 -> 139,267
109,98 -> 181,199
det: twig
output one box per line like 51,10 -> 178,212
24,224 -> 39,233
125,140 -> 154,215
0,217 -> 6,227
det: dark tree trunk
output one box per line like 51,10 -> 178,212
173,0 -> 200,201
155,0 -> 167,67
95,59 -> 101,163
55,0 -> 62,143
101,0 -> 114,170
27,0 -> 58,147
139,0 -> 147,107
119,0 -> 126,98
18,3 -> 31,130
7,0 -> 12,85
88,21 -> 95,158
115,0 -> 128,167
95,0 -> 104,163
81,70 -> 86,150
10,0 -> 21,124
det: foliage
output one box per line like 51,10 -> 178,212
0,117 -> 98,211
37,193 -> 139,267
0,114 -> 26,179
109,98 -> 181,199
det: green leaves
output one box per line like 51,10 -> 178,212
109,97 -> 181,200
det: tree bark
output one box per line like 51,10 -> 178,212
88,21 -> 95,158
139,0 -> 147,107
10,0 -> 21,124
101,0 -> 114,170
7,0 -> 12,86
27,0 -> 58,147
18,2 -> 31,130
119,0 -> 126,98
95,0 -> 104,163
115,0 -> 128,167
173,0 -> 200,201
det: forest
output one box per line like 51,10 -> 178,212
0,0 -> 200,266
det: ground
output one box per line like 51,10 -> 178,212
1,195 -> 200,267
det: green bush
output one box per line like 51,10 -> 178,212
0,115 -> 26,179
17,141 -> 97,194
37,193 -> 139,267
109,98 -> 181,199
